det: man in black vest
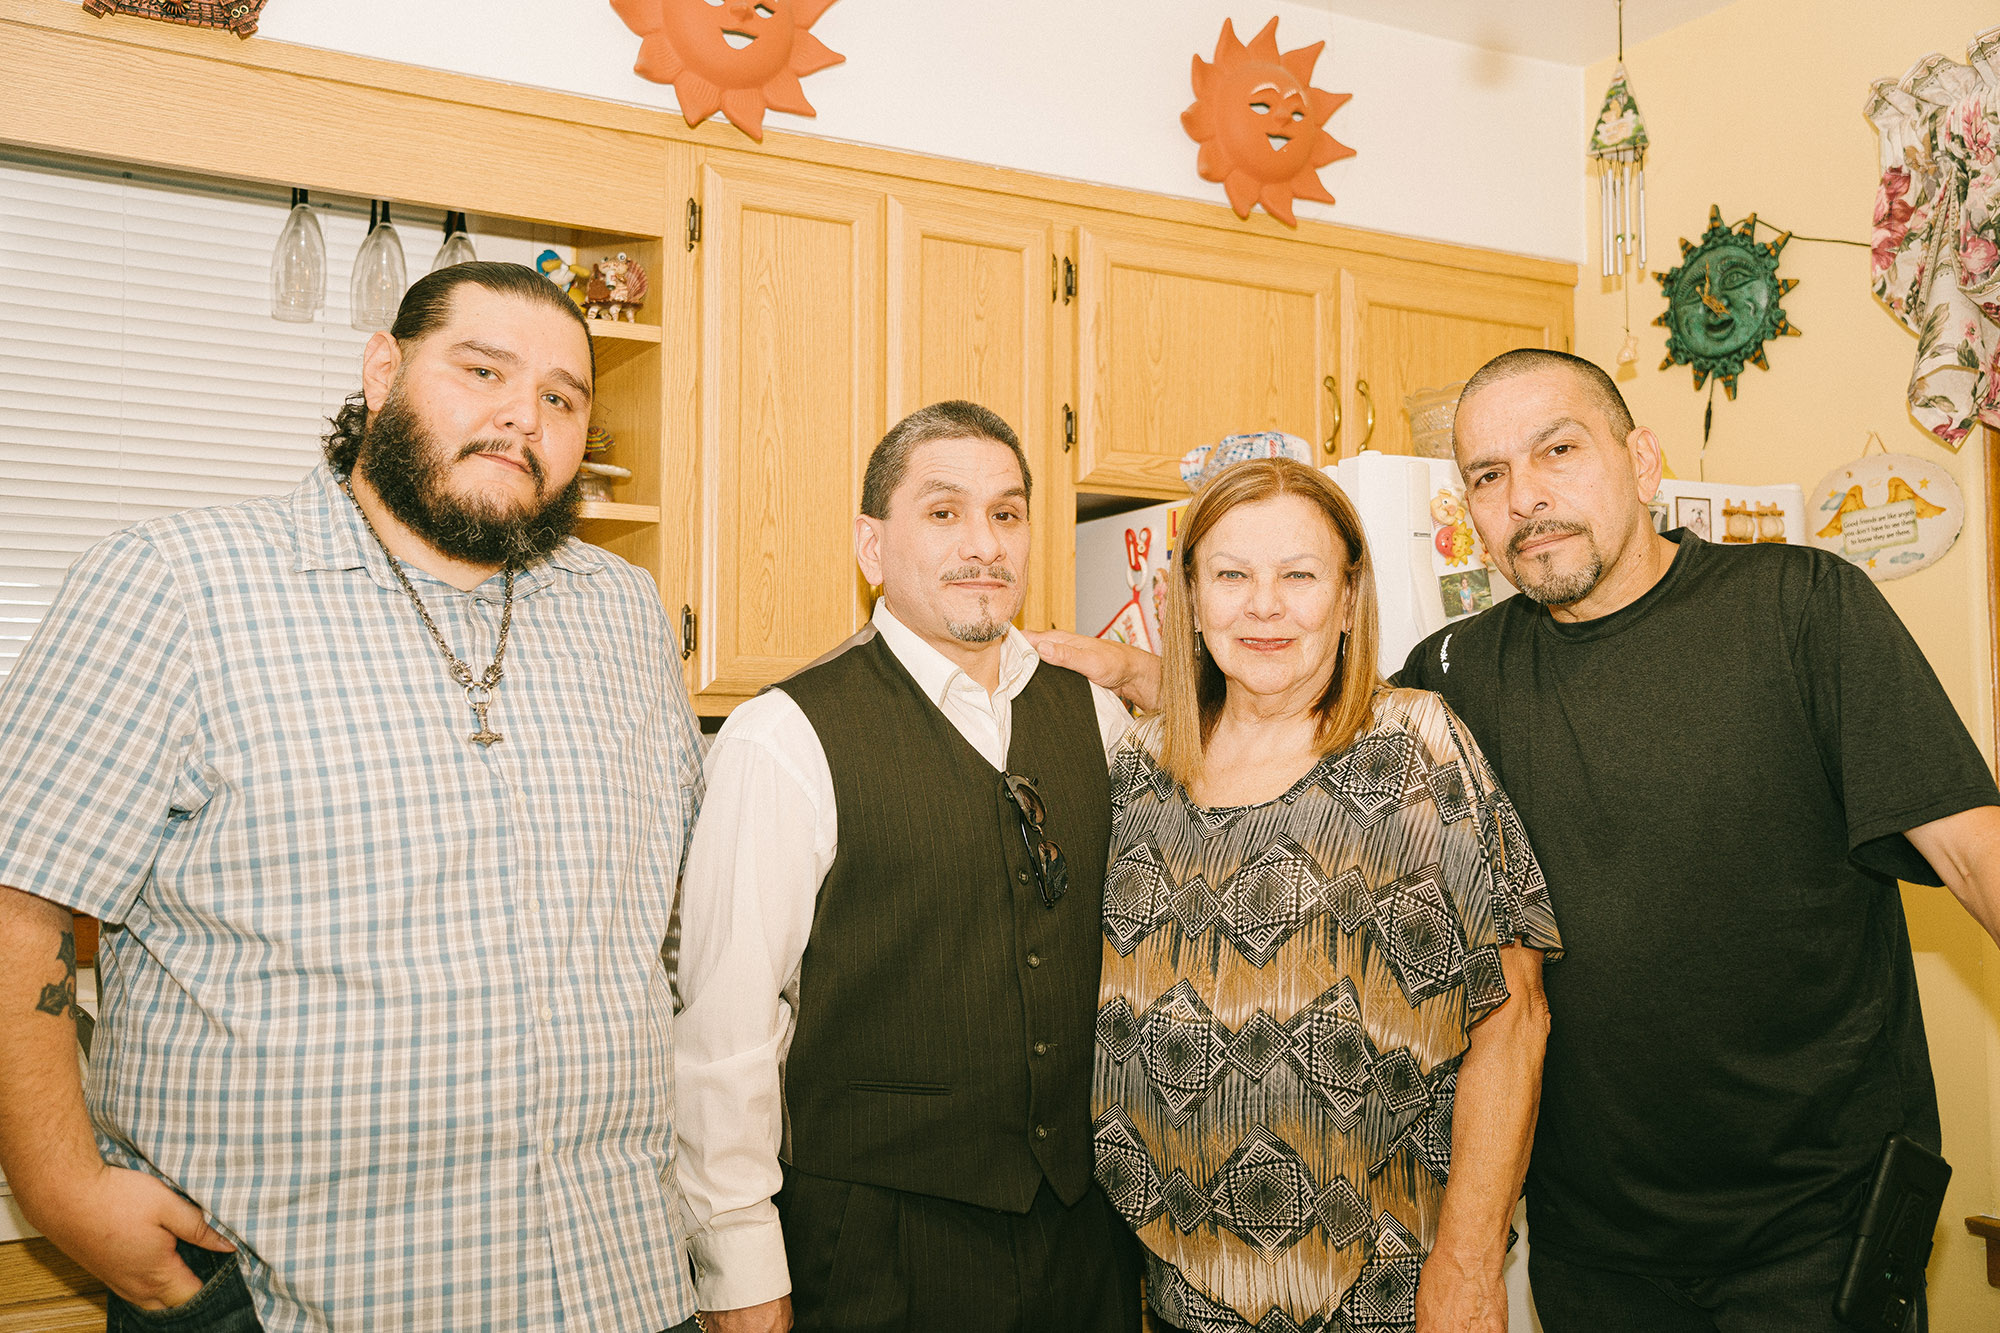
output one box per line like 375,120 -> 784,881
673,401 -> 1141,1332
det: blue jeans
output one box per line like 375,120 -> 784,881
104,1240 -> 261,1333
1530,1230 -> 1926,1333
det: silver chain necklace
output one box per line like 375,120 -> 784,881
343,480 -> 514,747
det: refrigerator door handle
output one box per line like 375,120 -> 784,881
1321,374 -> 1341,455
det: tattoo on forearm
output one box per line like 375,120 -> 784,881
34,928 -> 81,1022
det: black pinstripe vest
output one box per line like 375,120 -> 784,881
774,625 -> 1111,1212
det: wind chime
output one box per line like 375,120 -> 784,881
1588,0 -> 1649,364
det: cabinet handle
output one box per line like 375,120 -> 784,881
680,604 -> 697,660
1062,403 -> 1076,452
1321,374 -> 1340,456
1356,378 -> 1376,449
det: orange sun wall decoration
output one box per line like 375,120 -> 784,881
611,0 -> 844,142
1183,18 -> 1355,226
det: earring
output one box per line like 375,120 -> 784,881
1193,628 -> 1204,656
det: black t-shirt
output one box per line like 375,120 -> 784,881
1395,532 -> 1999,1275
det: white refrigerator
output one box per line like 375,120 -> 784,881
1327,451 -> 1520,675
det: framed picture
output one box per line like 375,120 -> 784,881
1674,495 -> 1713,541
1438,568 -> 1493,620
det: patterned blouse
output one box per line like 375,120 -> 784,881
1091,690 -> 1561,1333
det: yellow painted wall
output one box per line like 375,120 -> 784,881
1576,0 -> 2000,1320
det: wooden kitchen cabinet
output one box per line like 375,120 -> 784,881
680,185 -> 1573,694
690,153 -> 885,712
1333,257 -> 1573,457
687,167 -> 1077,705
576,277 -> 667,580
575,140 -> 702,668
684,162 -> 1082,710
885,184 -> 1072,632
1071,214 -> 1342,497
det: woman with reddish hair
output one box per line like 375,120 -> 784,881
1089,457 -> 1560,1333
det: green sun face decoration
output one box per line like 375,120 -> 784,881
1652,206 -> 1801,398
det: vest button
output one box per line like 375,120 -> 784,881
1035,1125 -> 1049,1139
1027,953 -> 1042,968
1033,1041 -> 1048,1056
1017,870 -> 1031,883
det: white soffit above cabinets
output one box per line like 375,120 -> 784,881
1286,0 -> 1740,65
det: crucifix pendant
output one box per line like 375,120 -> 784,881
465,683 -> 503,747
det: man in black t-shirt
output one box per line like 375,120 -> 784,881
1393,349 -> 2000,1331
1033,350 -> 2000,1331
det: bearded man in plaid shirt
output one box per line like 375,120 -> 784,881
0,263 -> 704,1333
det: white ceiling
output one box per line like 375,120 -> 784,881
1288,0 -> 1739,66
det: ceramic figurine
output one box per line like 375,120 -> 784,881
612,0 -> 845,142
584,254 -> 649,322
1181,18 -> 1354,226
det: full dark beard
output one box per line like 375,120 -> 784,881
355,386 -> 583,568
1506,518 -> 1604,606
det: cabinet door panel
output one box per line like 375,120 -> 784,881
1076,220 -> 1340,495
1339,264 -> 1571,457
698,158 -> 883,707
886,191 -> 1067,629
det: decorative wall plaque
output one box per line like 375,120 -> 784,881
1181,17 -> 1355,227
83,0 -> 267,38
1808,448 -> 1964,581
612,0 -> 844,143
1653,206 -> 1800,399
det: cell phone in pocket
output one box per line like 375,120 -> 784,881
1834,1133 -> 1951,1332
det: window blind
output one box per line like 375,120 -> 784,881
0,154 -> 548,682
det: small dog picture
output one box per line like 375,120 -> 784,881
1674,495 -> 1713,541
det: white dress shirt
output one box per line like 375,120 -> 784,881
672,601 -> 1131,1310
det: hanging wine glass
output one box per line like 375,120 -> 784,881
269,188 -> 326,323
430,211 -> 477,273
350,200 -> 408,332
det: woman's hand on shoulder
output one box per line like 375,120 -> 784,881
1025,629 -> 1162,713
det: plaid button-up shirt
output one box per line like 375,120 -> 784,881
0,467 -> 702,1332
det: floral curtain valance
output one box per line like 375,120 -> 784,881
1868,26 -> 2000,450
